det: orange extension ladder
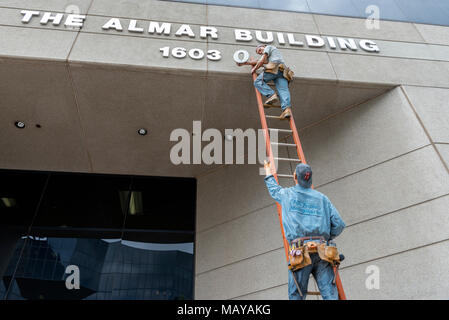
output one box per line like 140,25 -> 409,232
251,73 -> 346,300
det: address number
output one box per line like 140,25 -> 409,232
160,47 -> 221,61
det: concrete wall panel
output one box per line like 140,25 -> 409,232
338,195 -> 449,267
329,53 -> 449,87
414,24 -> 449,46
436,144 -> 449,169
231,284 -> 288,300
402,86 -> 449,143
0,60 -> 91,172
0,26 -> 77,60
195,248 -> 286,300
318,145 -> 449,226
88,0 -> 207,25
196,204 -> 284,274
301,87 -> 429,186
339,240 -> 449,299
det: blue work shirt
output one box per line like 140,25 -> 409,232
264,175 -> 345,242
263,45 -> 285,64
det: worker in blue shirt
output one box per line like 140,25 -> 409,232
264,161 -> 346,300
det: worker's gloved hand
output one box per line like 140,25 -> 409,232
264,160 -> 272,176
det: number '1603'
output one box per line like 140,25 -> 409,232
160,47 -> 221,61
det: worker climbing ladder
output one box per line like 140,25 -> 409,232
251,73 -> 347,300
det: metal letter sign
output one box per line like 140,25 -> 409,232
233,50 -> 250,64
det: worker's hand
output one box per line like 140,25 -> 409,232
236,62 -> 244,67
247,57 -> 257,65
264,160 -> 272,176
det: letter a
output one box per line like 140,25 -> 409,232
65,265 -> 80,290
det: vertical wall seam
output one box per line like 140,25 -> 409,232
310,13 -> 339,83
65,65 -> 94,172
411,22 -> 428,44
400,85 -> 449,175
64,0 -> 96,173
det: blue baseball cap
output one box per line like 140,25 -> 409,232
295,163 -> 312,188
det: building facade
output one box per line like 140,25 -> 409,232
0,0 -> 448,299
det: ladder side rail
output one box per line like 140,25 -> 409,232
252,73 -> 290,262
334,266 -> 347,300
288,115 -> 307,164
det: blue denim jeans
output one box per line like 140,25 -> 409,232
288,253 -> 338,300
254,70 -> 291,111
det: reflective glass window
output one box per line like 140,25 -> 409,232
353,0 -> 408,22
159,0 -> 449,26
2,236 -> 193,300
395,0 -> 449,26
207,0 -> 259,8
306,0 -> 362,17
258,0 -> 310,13
0,170 -> 196,300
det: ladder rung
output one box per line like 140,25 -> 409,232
276,174 -> 294,178
263,104 -> 281,108
266,115 -> 281,119
268,128 -> 292,133
271,142 -> 296,147
275,157 -> 302,162
307,291 -> 321,296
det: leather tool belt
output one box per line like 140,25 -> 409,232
288,237 -> 340,271
264,62 -> 294,82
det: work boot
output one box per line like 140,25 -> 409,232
264,93 -> 279,106
279,107 -> 292,120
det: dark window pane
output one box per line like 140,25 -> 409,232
33,174 -> 131,230
123,176 -> 196,232
0,170 -> 48,229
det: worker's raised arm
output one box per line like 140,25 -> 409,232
327,199 -> 346,240
263,160 -> 285,203
236,57 -> 256,67
251,54 -> 268,74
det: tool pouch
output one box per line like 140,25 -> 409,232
264,62 -> 280,74
318,243 -> 340,265
278,64 -> 294,82
283,67 -> 294,82
289,243 -> 311,271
